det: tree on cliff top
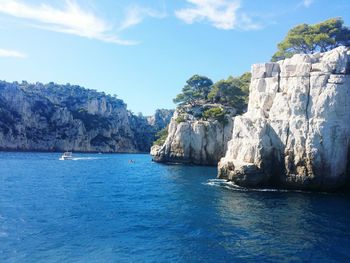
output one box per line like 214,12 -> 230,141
173,75 -> 213,106
207,74 -> 249,113
272,18 -> 350,61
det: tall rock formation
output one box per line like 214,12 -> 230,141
0,81 -> 172,152
151,104 -> 235,165
147,109 -> 174,131
218,47 -> 350,190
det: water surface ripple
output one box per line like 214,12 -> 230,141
0,152 -> 349,262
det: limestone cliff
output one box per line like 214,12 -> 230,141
147,109 -> 174,131
218,47 -> 350,190
151,104 -> 235,165
0,81 -> 172,152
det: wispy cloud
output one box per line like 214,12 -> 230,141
175,0 -> 262,30
0,0 -> 136,45
119,5 -> 166,31
297,0 -> 314,8
302,0 -> 314,7
0,48 -> 26,58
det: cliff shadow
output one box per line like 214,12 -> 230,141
261,123 -> 287,188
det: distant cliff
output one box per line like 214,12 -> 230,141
147,109 -> 174,131
0,81 -> 173,152
219,47 -> 350,190
129,109 -> 174,152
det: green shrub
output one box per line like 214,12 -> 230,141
153,126 -> 169,146
78,107 -> 88,113
208,73 -> 250,113
175,115 -> 186,123
173,75 -> 213,106
272,18 -> 350,61
202,107 -> 227,124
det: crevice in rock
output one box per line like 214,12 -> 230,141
199,124 -> 203,164
304,73 -> 312,177
346,144 -> 350,185
346,61 -> 350,75
202,122 -> 208,164
189,121 -> 193,162
285,123 -> 290,148
222,121 -> 225,154
277,68 -> 281,93
201,123 -> 205,162
165,120 -> 179,161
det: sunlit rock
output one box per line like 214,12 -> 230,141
219,47 -> 350,190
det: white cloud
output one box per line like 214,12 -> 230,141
0,0 -> 136,45
175,0 -> 261,30
119,5 -> 166,31
0,48 -> 26,58
302,0 -> 314,7
239,13 -> 263,30
296,0 -> 314,8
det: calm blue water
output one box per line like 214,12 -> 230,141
0,152 -> 349,262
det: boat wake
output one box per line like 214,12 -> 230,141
204,179 -> 315,194
59,157 -> 103,161
72,157 -> 103,161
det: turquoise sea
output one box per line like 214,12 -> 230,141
0,152 -> 349,262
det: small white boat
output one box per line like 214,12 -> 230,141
59,151 -> 73,160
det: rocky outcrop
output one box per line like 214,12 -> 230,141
218,47 -> 350,190
147,109 -> 174,130
151,104 -> 235,165
0,81 -> 171,152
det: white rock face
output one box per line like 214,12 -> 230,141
151,107 -> 234,165
0,82 -> 172,153
146,109 -> 174,130
218,47 -> 350,190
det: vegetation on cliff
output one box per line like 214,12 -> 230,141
173,73 -> 250,113
153,126 -> 169,146
202,107 -> 227,124
208,73 -> 251,113
173,75 -> 213,106
272,18 -> 350,61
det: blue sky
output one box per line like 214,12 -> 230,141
0,0 -> 349,115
